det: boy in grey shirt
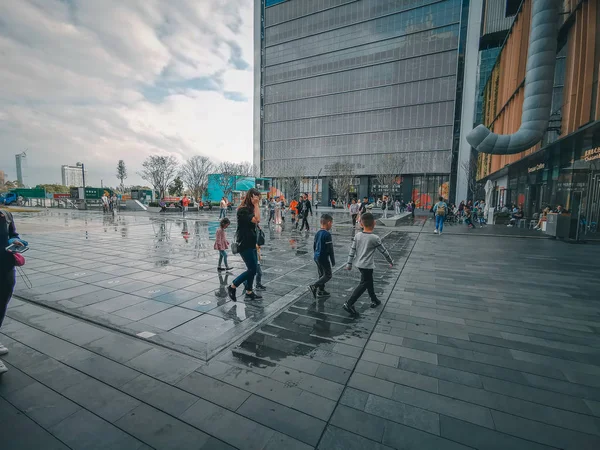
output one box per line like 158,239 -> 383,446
344,213 -> 393,316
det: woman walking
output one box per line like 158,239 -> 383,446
228,188 -> 262,302
1,209 -> 27,375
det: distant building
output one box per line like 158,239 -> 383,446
61,163 -> 87,187
15,152 -> 26,187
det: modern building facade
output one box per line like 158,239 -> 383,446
455,0 -> 515,202
15,152 -> 26,187
477,0 -> 600,238
255,0 -> 476,208
61,163 -> 87,187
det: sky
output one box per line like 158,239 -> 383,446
0,0 -> 254,187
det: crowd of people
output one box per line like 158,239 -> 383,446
210,190 -> 395,318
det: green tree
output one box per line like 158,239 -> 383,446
169,176 -> 184,196
35,184 -> 70,193
116,160 -> 128,192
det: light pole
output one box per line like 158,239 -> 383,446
315,168 -> 323,203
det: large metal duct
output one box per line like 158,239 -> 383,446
467,0 -> 560,155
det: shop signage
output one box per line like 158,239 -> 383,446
53,193 -> 70,199
528,163 -> 545,173
583,147 -> 600,162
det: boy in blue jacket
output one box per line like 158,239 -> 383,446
309,214 -> 335,299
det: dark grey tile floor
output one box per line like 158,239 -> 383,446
1,210 -> 600,449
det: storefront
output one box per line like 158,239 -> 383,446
485,120 -> 600,237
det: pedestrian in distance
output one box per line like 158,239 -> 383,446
433,196 -> 448,235
349,198 -> 359,228
228,188 -> 263,302
299,194 -> 313,232
381,195 -> 389,219
268,197 -> 276,224
295,197 -> 303,230
181,194 -> 190,217
358,196 -> 368,229
219,197 -> 228,218
343,213 -> 393,317
309,214 -> 335,300
215,217 -> 232,272
0,209 -> 28,375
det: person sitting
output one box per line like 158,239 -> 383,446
159,199 -> 167,212
464,206 -> 475,229
507,207 -> 524,227
534,207 -> 550,230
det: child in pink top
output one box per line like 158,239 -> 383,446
215,218 -> 231,271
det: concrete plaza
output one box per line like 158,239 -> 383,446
1,209 -> 600,449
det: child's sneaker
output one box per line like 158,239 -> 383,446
370,297 -> 382,308
308,284 -> 317,299
318,289 -> 330,297
256,284 -> 267,290
343,302 -> 358,316
217,267 -> 226,271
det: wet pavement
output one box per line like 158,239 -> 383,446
2,209 -> 600,449
13,210 -> 380,360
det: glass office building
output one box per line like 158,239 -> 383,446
254,0 -> 470,206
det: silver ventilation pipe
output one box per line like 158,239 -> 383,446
467,0 -> 560,155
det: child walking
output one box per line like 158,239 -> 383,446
215,218 -> 232,271
344,213 -> 393,316
309,214 -> 335,299
255,244 -> 267,290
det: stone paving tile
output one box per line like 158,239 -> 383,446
116,403 -> 213,450
175,370 -> 251,410
237,394 -> 327,446
440,415 -> 559,450
1,380 -> 81,428
21,356 -> 90,393
179,397 -> 278,449
85,333 -> 154,363
127,347 -> 203,384
51,408 -> 147,450
62,377 -> 141,422
121,374 -> 199,417
318,425 -> 395,450
0,397 -> 71,450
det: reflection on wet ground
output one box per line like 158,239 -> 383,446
13,210 -> 416,360
220,231 -> 414,379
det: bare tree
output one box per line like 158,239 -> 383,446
181,155 -> 213,199
277,160 -> 305,200
237,161 -> 255,178
374,154 -> 406,198
116,160 -> 128,193
138,155 -> 179,199
215,161 -> 240,200
328,162 -> 355,204
460,156 -> 482,201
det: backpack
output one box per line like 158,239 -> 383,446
436,203 -> 446,216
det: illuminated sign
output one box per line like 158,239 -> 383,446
528,163 -> 545,173
583,147 -> 600,162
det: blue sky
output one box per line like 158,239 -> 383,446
0,0 -> 254,186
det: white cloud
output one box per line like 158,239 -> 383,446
0,0 -> 254,186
